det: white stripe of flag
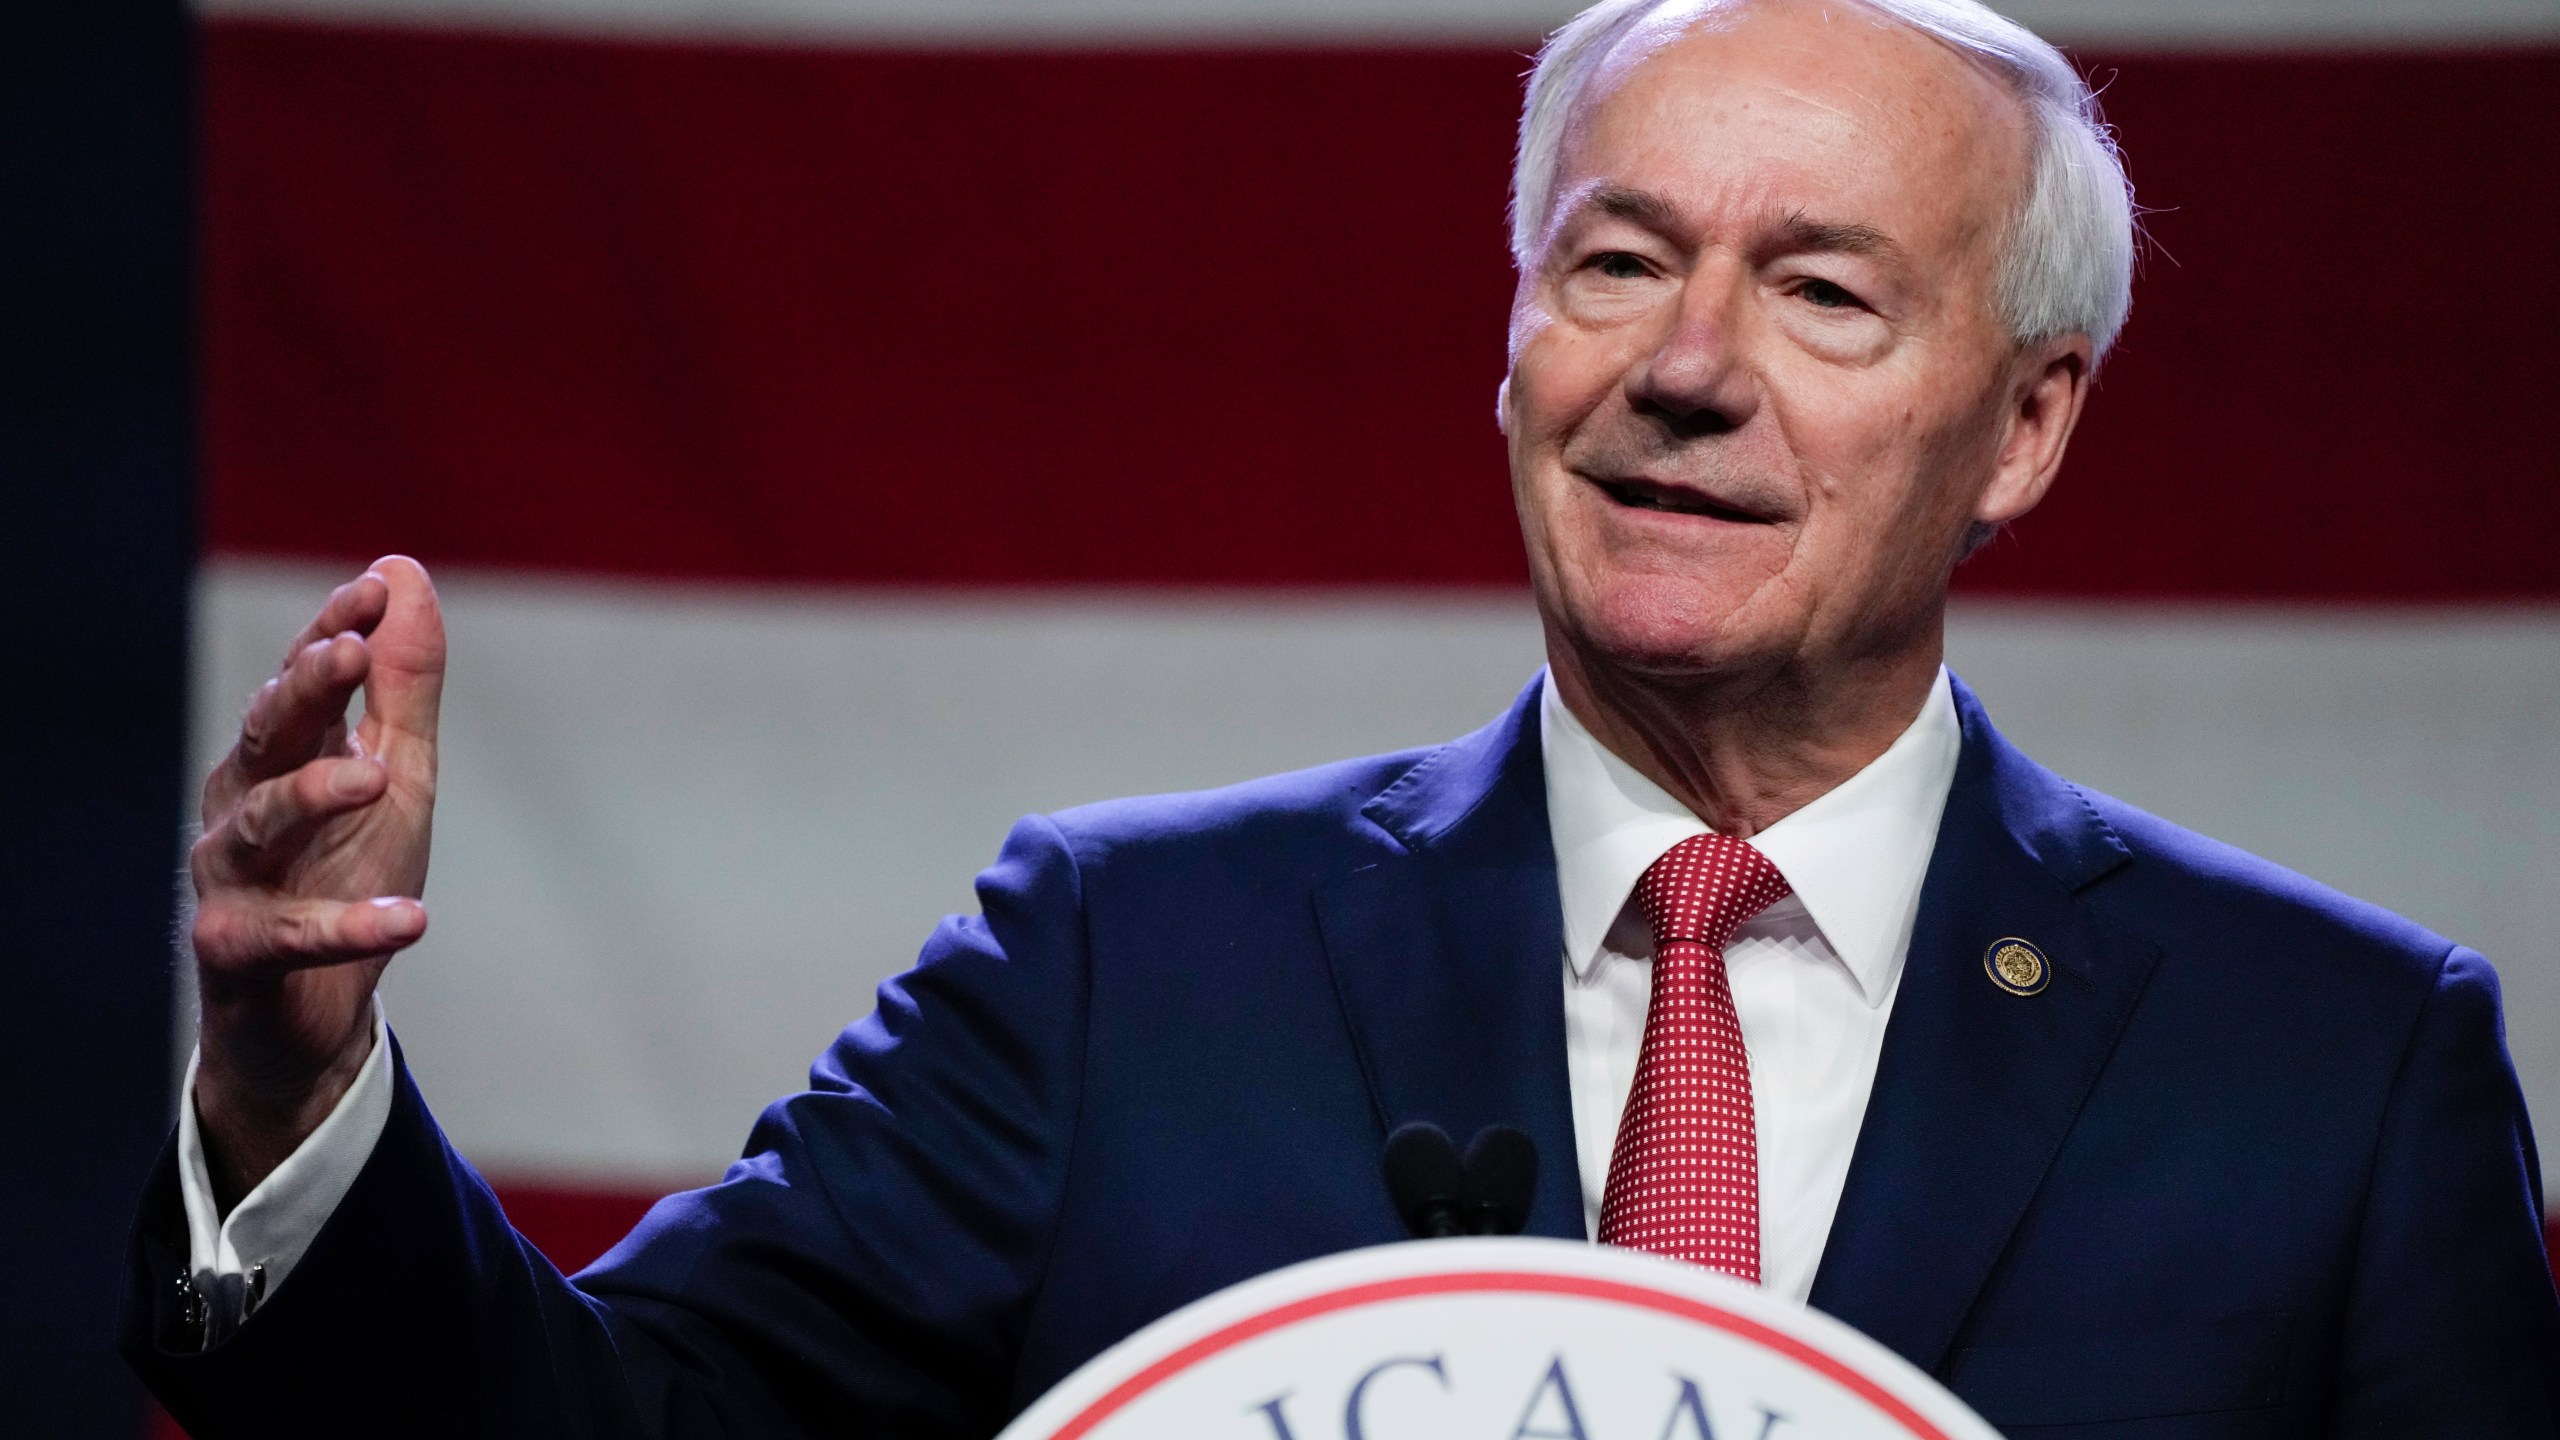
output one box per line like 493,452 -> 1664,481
190,560 -> 2560,1186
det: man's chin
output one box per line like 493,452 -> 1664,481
1554,586 -> 1790,688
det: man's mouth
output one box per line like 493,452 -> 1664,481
1591,475 -> 1778,525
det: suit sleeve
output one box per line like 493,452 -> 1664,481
2334,945 -> 2560,1436
123,813 -> 1095,1440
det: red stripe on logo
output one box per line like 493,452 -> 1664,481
1039,1269 -> 1959,1440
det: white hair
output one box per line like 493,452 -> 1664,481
1510,0 -> 2136,360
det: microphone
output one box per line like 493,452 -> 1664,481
1461,1124 -> 1539,1238
1383,1122 -> 1541,1239
1383,1123 -> 1469,1238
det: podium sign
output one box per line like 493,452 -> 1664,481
999,1239 -> 2003,1440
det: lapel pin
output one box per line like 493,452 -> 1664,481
1983,937 -> 2050,996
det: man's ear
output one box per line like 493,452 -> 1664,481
1975,336 -> 2092,528
1494,375 -> 1513,437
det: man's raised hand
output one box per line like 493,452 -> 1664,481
188,556 -> 445,1206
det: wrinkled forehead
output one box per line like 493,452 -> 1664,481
1552,0 -> 2031,256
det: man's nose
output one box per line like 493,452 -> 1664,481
1626,265 -> 1759,437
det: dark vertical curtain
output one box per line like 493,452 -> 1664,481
0,0 -> 194,1431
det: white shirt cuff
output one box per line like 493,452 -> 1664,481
177,999 -> 396,1305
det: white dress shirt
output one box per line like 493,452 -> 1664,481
178,998 -> 393,1323
1543,667 -> 1961,1304
179,667 -> 1961,1319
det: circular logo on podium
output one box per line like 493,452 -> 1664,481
997,1239 -> 2001,1440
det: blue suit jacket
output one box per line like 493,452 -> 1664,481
127,675 -> 2560,1436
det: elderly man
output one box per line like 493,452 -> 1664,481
128,0 -> 2559,1433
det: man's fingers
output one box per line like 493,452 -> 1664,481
277,571 -> 391,672
197,757 -> 389,885
201,568 -> 388,814
192,893 -> 428,974
227,632 -> 373,786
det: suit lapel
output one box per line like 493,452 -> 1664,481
1313,676 -> 1587,1241
1809,677 -> 2161,1371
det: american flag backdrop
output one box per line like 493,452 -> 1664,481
182,0 -> 2560,1349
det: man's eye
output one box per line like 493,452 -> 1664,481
1798,278 -> 1860,310
1588,251 -> 1650,280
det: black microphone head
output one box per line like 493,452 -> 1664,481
1461,1124 -> 1540,1236
1383,1122 -> 1467,1239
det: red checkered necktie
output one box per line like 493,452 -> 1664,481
1597,832 -> 1792,1282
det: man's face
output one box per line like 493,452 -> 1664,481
1506,0 -> 2080,689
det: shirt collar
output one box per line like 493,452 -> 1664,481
1540,665 -> 1962,1005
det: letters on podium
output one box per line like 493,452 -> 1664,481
997,1238 -> 2005,1440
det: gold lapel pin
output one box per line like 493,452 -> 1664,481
1983,937 -> 2050,996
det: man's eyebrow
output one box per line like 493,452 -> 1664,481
1769,212 -> 1903,261
1582,185 -> 1690,240
1564,191 -> 1904,266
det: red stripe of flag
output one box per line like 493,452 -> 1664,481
202,23 -> 2560,598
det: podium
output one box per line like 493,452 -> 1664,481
999,1238 -> 2003,1440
